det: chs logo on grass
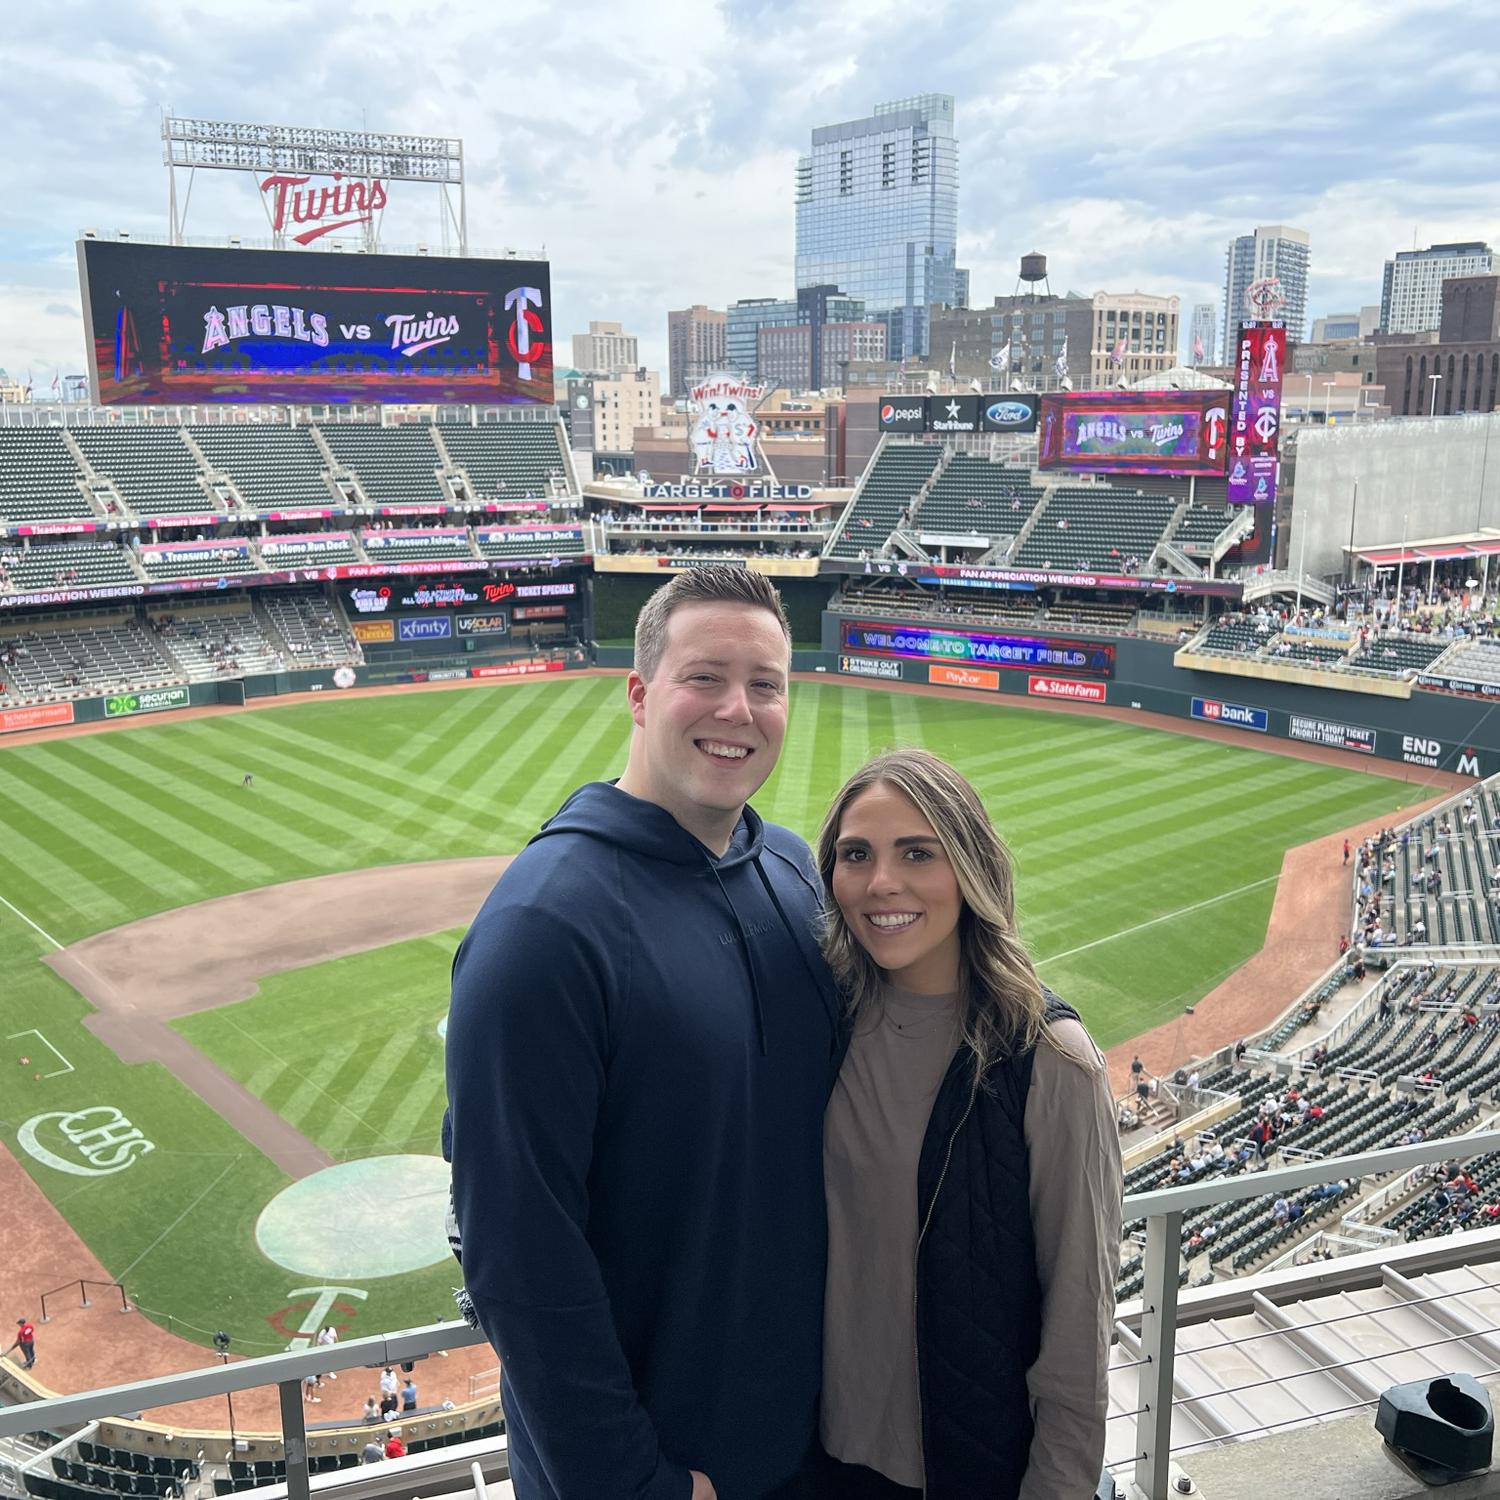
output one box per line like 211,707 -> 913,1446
18,1107 -> 155,1177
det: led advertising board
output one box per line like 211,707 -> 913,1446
1226,322 -> 1285,506
1038,391 -> 1228,477
78,239 -> 552,407
840,620 -> 1115,677
877,394 -> 1038,435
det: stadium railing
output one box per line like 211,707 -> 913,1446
10,1130 -> 1500,1499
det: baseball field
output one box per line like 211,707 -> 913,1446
0,673 -> 1428,1353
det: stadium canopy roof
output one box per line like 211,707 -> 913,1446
1348,529 -> 1500,566
1126,365 -> 1232,391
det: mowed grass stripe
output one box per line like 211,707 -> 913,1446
85,729 -> 343,875
321,1030 -> 435,1156
0,758 -> 199,919
0,814 -> 136,935
219,714 -> 495,843
384,688 -> 520,775
47,737 -> 286,888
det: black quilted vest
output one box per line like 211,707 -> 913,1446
914,990 -> 1079,1500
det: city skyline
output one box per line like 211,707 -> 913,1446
3,0 -> 1498,389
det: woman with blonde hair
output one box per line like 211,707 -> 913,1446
809,748 -> 1122,1500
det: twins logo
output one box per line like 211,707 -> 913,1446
505,287 -> 548,381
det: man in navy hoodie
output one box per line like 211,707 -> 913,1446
446,566 -> 840,1500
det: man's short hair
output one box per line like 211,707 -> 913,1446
633,565 -> 791,680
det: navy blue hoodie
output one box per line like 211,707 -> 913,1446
445,782 -> 840,1500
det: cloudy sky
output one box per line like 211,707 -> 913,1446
5,0 -> 1498,387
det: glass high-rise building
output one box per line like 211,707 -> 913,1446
1221,225 -> 1309,359
1380,242 -> 1494,335
795,94 -> 958,361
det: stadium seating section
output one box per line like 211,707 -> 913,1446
828,444 -> 942,558
1172,505 -> 1236,552
73,428 -> 211,515
150,608 -> 284,679
190,425 -> 333,511
260,533 -> 361,567
262,592 -> 361,665
138,544 -> 258,582
0,618 -> 177,702
0,429 -> 92,524
3,542 -> 138,593
319,425 -> 447,505
1374,788 -> 1500,945
1012,484 -> 1176,572
440,423 -> 572,500
1429,637 -> 1500,686
360,529 -> 474,562
917,454 -> 1044,538
1346,632 -> 1452,676
1194,620 -> 1267,655
476,527 -> 585,560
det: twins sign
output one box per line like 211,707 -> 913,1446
1227,323 -> 1285,506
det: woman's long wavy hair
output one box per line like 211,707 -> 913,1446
816,748 -> 1074,1077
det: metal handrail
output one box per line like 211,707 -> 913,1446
8,1131 -> 1500,1499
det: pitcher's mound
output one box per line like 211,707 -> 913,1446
256,1155 -> 451,1279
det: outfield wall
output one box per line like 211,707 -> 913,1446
819,614 -> 1500,779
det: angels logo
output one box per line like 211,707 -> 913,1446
1257,330 -> 1282,383
689,374 -> 765,475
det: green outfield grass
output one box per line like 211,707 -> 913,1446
0,676 -> 1425,1349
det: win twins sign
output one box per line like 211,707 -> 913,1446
78,240 -> 553,407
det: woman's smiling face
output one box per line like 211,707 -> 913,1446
831,781 -> 963,996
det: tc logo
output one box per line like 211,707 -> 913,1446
268,1285 -> 369,1347
18,1107 -> 155,1177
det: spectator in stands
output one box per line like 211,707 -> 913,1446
360,1441 -> 383,1465
361,1396 -> 380,1423
810,748 -> 1121,1499
384,1430 -> 406,1460
1272,1197 -> 1291,1223
445,566 -> 834,1500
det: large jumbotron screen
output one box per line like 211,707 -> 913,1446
77,240 -> 553,407
1038,390 -> 1228,477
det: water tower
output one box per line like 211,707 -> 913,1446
1014,251 -> 1052,300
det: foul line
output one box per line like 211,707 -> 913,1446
114,1159 -> 238,1283
0,892 -> 63,951
1035,874 -> 1281,966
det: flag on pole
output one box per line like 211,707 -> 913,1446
1054,338 -> 1068,380
948,340 -> 957,379
1193,334 -> 1205,363
990,342 -> 1010,372
1108,338 -> 1126,366
50,371 -> 60,395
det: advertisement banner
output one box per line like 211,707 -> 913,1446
456,612 -> 511,636
351,620 -> 395,643
1226,323 -> 1284,506
980,395 -> 1039,433
1288,715 -> 1375,754
1190,696 -> 1268,732
397,616 -> 452,642
515,582 -> 577,598
1038,391 -> 1228,476
839,654 -> 903,681
877,397 -> 927,434
1417,673 -> 1500,698
471,661 -> 565,679
78,239 -> 553,408
513,605 -> 568,621
927,395 -> 981,434
928,663 -> 999,691
1028,676 -> 1107,703
842,620 -> 1115,676
0,702 -> 75,735
104,686 -> 192,718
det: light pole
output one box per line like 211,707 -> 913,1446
1396,511 -> 1409,620
1323,380 -> 1336,427
1429,372 -> 1442,416
1347,479 -> 1360,583
1303,373 -> 1314,424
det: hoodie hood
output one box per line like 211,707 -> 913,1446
531,780 -> 833,1058
530,779 -> 764,869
